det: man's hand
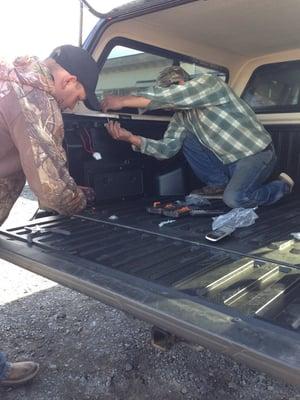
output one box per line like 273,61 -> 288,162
104,121 -> 142,148
100,96 -> 125,112
78,186 -> 96,204
105,121 -> 133,142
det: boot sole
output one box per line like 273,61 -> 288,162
0,363 -> 39,386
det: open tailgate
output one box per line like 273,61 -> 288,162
0,211 -> 299,385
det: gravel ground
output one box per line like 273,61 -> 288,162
0,186 -> 299,400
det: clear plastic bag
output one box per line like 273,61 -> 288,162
184,194 -> 211,207
212,207 -> 258,231
290,232 -> 300,240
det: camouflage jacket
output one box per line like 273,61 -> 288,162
0,56 -> 86,225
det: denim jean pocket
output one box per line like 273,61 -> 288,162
261,145 -> 277,167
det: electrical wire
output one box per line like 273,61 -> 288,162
80,128 -> 95,154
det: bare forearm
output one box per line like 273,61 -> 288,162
101,95 -> 151,112
128,134 -> 142,148
105,120 -> 143,148
120,96 -> 151,108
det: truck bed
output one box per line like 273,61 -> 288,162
1,194 -> 299,384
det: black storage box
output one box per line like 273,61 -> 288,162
93,168 -> 144,201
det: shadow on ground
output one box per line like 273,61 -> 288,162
0,284 -> 298,400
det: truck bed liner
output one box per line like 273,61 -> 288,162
1,195 -> 299,384
81,194 -> 300,267
3,195 -> 300,324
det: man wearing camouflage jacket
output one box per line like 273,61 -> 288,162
0,44 -> 100,386
0,44 -> 99,226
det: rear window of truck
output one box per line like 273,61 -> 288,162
95,38 -> 228,115
242,60 -> 300,113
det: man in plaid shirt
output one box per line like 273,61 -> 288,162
101,66 -> 293,208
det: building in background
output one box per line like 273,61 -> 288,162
96,46 -> 224,100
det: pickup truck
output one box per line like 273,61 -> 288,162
1,0 -> 299,385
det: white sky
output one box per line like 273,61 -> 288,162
0,0 -> 130,60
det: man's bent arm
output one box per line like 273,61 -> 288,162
105,119 -> 186,160
9,92 -> 86,215
140,75 -> 229,110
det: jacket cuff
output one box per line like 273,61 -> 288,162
131,137 -> 147,153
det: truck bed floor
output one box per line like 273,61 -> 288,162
4,194 -> 300,333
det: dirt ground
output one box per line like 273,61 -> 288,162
0,187 -> 299,400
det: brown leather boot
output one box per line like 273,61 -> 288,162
0,361 -> 39,386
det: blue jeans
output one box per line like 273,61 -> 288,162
0,352 -> 10,380
182,133 -> 289,208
